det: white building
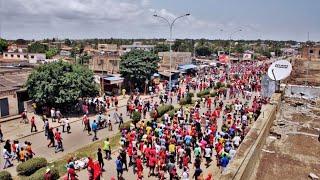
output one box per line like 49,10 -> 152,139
120,42 -> 154,54
3,52 -> 46,64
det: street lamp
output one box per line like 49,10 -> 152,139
153,13 -> 190,91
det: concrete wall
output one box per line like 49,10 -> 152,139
220,93 -> 281,180
285,84 -> 320,99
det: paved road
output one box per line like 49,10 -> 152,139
0,95 -> 160,175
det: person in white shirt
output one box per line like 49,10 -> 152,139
181,167 -> 189,180
204,146 -> 212,166
233,135 -> 241,148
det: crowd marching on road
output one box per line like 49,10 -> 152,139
1,60 -> 270,180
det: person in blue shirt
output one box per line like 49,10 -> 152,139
220,153 -> 230,172
91,120 -> 98,141
116,156 -> 123,179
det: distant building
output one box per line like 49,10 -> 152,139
301,45 -> 320,61
7,44 -> 28,53
98,44 -> 118,52
89,51 -> 121,74
120,42 -> 154,54
3,52 -> 46,64
158,52 -> 192,71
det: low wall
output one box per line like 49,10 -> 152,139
284,84 -> 320,99
220,93 -> 281,180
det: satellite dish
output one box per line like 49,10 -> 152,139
267,60 -> 292,81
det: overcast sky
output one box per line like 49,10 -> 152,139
0,0 -> 319,41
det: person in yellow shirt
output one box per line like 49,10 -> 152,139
168,143 -> 176,159
19,147 -> 26,162
146,126 -> 152,135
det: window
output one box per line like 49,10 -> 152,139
319,50 -> 320,56
4,54 -> 7,57
24,55 -> 27,58
31,55 -> 34,59
11,54 -> 14,58
17,55 -> 20,58
309,49 -> 314,54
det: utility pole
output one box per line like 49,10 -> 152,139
305,32 -> 310,87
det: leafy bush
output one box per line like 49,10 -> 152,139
180,93 -> 192,105
210,91 -> 217,97
157,105 -> 174,117
187,92 -> 194,97
17,157 -> 48,176
25,167 -> 60,180
0,171 -> 12,180
132,111 -> 141,123
197,89 -> 210,98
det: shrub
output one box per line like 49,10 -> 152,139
25,167 -> 60,180
0,171 -> 12,180
17,157 -> 48,176
132,111 -> 141,123
187,92 -> 194,97
180,93 -> 193,105
210,91 -> 217,97
215,82 -> 222,89
157,105 -> 174,117
197,89 -> 210,98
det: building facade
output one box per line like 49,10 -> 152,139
158,52 -> 192,70
88,52 -> 121,74
0,68 -> 31,118
3,52 -> 46,64
301,45 -> 320,61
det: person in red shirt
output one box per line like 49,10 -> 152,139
67,164 -> 78,180
30,116 -> 37,132
148,156 -> 157,177
183,154 -> 190,168
136,156 -> 143,178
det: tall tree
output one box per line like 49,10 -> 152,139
26,61 -> 98,110
195,46 -> 213,57
0,39 -> 8,53
28,42 -> 48,53
120,50 -> 160,92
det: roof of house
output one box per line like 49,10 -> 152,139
0,68 -> 31,93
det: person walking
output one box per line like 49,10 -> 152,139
2,148 -> 12,169
118,113 -> 124,129
47,128 -> 55,148
115,156 -> 123,179
103,138 -> 111,160
30,116 -> 37,132
92,120 -> 98,141
97,148 -> 104,170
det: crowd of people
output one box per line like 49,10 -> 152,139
2,60 -> 270,180
77,61 -> 269,180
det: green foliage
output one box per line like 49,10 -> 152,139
17,157 -> 48,176
132,111 -> 141,123
45,48 -> 59,59
24,167 -> 60,180
195,46 -> 212,56
157,104 -> 174,117
120,50 -> 160,90
210,91 -> 217,97
77,53 -> 91,65
214,82 -> 225,89
197,89 -> 211,98
26,61 -> 98,109
16,39 -> 28,45
179,93 -> 193,105
0,171 -> 12,180
28,42 -> 48,53
154,44 -> 169,54
0,39 -> 8,53
64,39 -> 72,46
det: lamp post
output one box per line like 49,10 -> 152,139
228,29 -> 242,58
153,13 -> 190,91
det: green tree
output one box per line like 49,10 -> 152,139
28,42 -> 48,53
120,50 -> 160,91
26,61 -> 98,110
0,39 -> 8,53
154,44 -> 169,54
15,39 -> 27,45
195,46 -> 212,56
65,39 -> 72,46
45,48 -> 59,59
